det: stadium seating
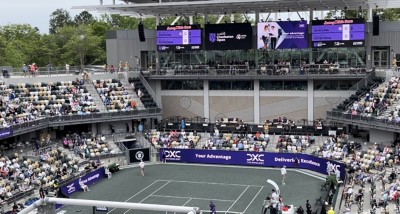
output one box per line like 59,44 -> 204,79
92,79 -> 138,112
0,80 -> 99,128
128,78 -> 158,109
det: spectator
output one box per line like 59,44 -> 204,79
79,178 -> 90,192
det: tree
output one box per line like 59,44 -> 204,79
49,9 -> 74,34
325,8 -> 400,21
0,24 -> 42,67
59,25 -> 103,66
74,11 -> 96,26
100,14 -> 140,29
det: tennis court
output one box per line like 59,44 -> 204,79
59,163 -> 325,214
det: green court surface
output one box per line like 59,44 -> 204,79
59,164 -> 325,214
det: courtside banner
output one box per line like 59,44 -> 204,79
160,149 -> 345,179
60,167 -> 106,196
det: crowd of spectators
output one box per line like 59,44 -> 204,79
0,79 -> 100,128
93,79 -> 137,112
349,77 -> 400,117
62,133 -> 118,159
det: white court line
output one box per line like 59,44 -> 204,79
243,186 -> 264,213
123,181 -> 171,214
157,179 -> 263,188
107,180 -> 160,214
151,194 -> 236,202
296,169 -> 326,181
174,198 -> 192,214
226,185 -> 250,212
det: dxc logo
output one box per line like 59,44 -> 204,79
67,183 -> 76,194
327,161 -> 341,172
165,150 -> 181,158
246,154 -> 264,162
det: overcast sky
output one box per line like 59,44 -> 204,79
0,0 -> 109,33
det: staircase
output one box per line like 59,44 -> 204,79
85,82 -> 108,112
117,73 -> 146,110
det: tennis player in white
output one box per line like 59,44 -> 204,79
281,166 -> 287,185
139,160 -> 145,176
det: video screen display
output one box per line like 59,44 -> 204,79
257,21 -> 308,49
157,25 -> 202,51
311,19 -> 365,48
204,23 -> 253,50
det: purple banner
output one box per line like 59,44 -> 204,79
257,21 -> 308,49
0,128 -> 13,139
156,25 -> 202,51
157,37 -> 202,45
311,19 -> 365,48
160,149 -> 345,180
312,32 -> 365,41
60,167 -> 106,196
157,30 -> 201,38
312,24 -> 365,33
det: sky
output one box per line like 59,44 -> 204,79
0,0 -> 107,33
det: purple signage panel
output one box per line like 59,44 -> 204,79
157,37 -> 202,45
156,25 -> 202,51
157,30 -> 201,38
160,149 -> 345,179
312,24 -> 365,34
311,18 -> 365,48
0,128 -> 12,139
257,21 -> 308,49
312,32 -> 365,41
60,167 -> 106,196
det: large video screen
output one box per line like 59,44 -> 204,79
311,19 -> 365,48
205,23 -> 253,50
157,25 -> 202,51
257,21 -> 308,49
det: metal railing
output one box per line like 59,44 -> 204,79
0,108 -> 162,137
147,67 -> 369,77
327,110 -> 400,128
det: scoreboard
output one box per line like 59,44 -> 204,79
157,25 -> 202,51
311,19 -> 365,48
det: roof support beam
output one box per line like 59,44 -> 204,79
171,16 -> 181,25
216,15 -> 224,24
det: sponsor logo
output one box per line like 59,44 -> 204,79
67,183 -> 76,194
209,33 -> 216,43
314,42 -> 326,47
236,34 -> 247,40
353,41 -> 363,46
334,42 -> 345,46
165,150 -> 181,160
327,161 -> 341,173
247,154 -> 264,165
135,151 -> 144,160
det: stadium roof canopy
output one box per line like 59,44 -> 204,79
73,0 -> 400,17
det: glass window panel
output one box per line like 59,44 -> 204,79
161,80 -> 183,90
182,80 -> 204,90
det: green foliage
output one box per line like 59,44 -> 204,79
49,9 -> 74,34
325,8 -> 400,21
0,9 -> 259,68
0,24 -> 42,67
74,11 -> 96,25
